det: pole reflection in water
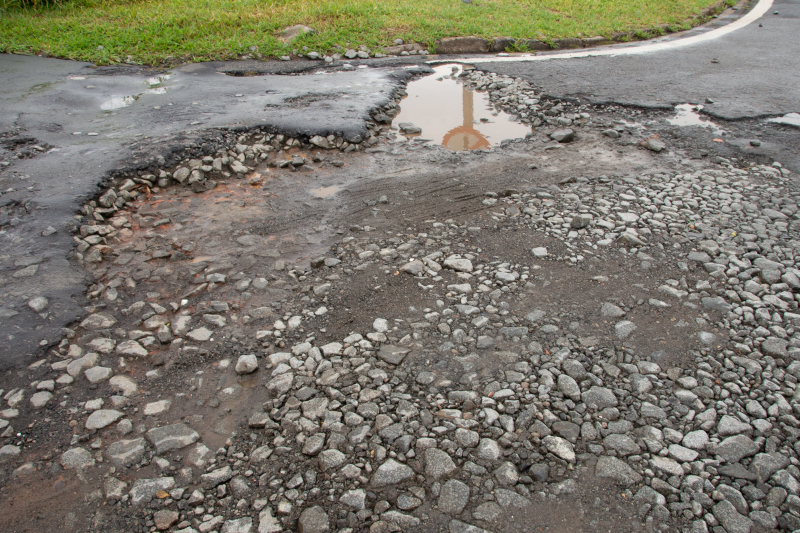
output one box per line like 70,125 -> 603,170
392,64 -> 531,151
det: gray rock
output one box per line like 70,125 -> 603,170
455,428 -> 479,448
81,313 -> 117,329
443,258 -> 473,272
600,302 -> 625,317
371,459 -> 414,487
477,438 -> 501,461
221,518 -> 253,533
615,320 -> 636,339
749,452 -> 790,482
0,445 -> 20,463
84,366 -> 112,383
60,447 -> 95,469
146,424 -> 200,454
550,129 -> 574,143
582,386 -> 618,409
438,479 -> 470,514
717,435 -> 760,463
472,502 -> 502,521
377,345 -> 410,365
645,138 -> 666,152
266,373 -> 293,396
201,466 -> 233,489
604,434 -> 640,456
557,374 -> 581,401
761,337 -> 788,358
718,415 -> 752,437
595,455 -> 643,486
425,448 -> 457,480
298,506 -> 329,533
235,354 -> 258,374
493,487 -> 530,507
650,456 -> 683,477
116,339 -> 148,357
85,409 -> 123,430
319,449 -> 346,472
106,438 -> 146,467
339,489 -> 367,510
682,430 -> 709,451
542,435 -> 575,462
30,391 -> 53,408
712,500 -> 753,533
129,477 -> 175,506
493,461 -> 519,485
302,434 -> 326,456
701,297 -> 732,312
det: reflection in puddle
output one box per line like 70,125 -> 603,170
668,104 -> 724,134
101,95 -> 138,110
769,113 -> 800,128
392,64 -> 531,150
100,79 -> 170,110
311,185 -> 343,198
146,74 -> 172,86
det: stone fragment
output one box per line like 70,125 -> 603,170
298,506 -> 329,533
129,477 -> 175,505
425,448 -> 457,480
235,354 -> 259,374
106,438 -> 146,467
146,424 -> 200,454
378,345 -> 410,365
86,409 -> 123,430
60,447 -> 95,468
221,518 -> 253,533
543,435 -> 575,462
550,129 -> 574,143
438,479 -> 470,514
371,459 -> 414,488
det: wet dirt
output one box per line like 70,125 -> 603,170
0,471 -> 96,533
392,64 -> 532,150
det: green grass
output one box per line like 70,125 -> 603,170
0,0 -> 726,66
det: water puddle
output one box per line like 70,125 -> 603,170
668,104 -> 725,134
310,185 -> 343,198
392,64 -> 531,150
101,95 -> 139,110
769,113 -> 800,128
100,77 -> 171,110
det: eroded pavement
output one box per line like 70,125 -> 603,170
1,39 -> 800,533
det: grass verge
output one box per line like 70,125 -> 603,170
0,0 -> 732,66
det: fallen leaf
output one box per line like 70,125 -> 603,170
713,138 -> 724,143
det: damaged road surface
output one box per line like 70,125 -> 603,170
1,4 -> 800,531
0,55 -> 419,364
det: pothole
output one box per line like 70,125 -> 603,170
667,104 -> 724,134
391,64 -> 532,150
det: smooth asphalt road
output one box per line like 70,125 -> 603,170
476,0 -> 800,120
